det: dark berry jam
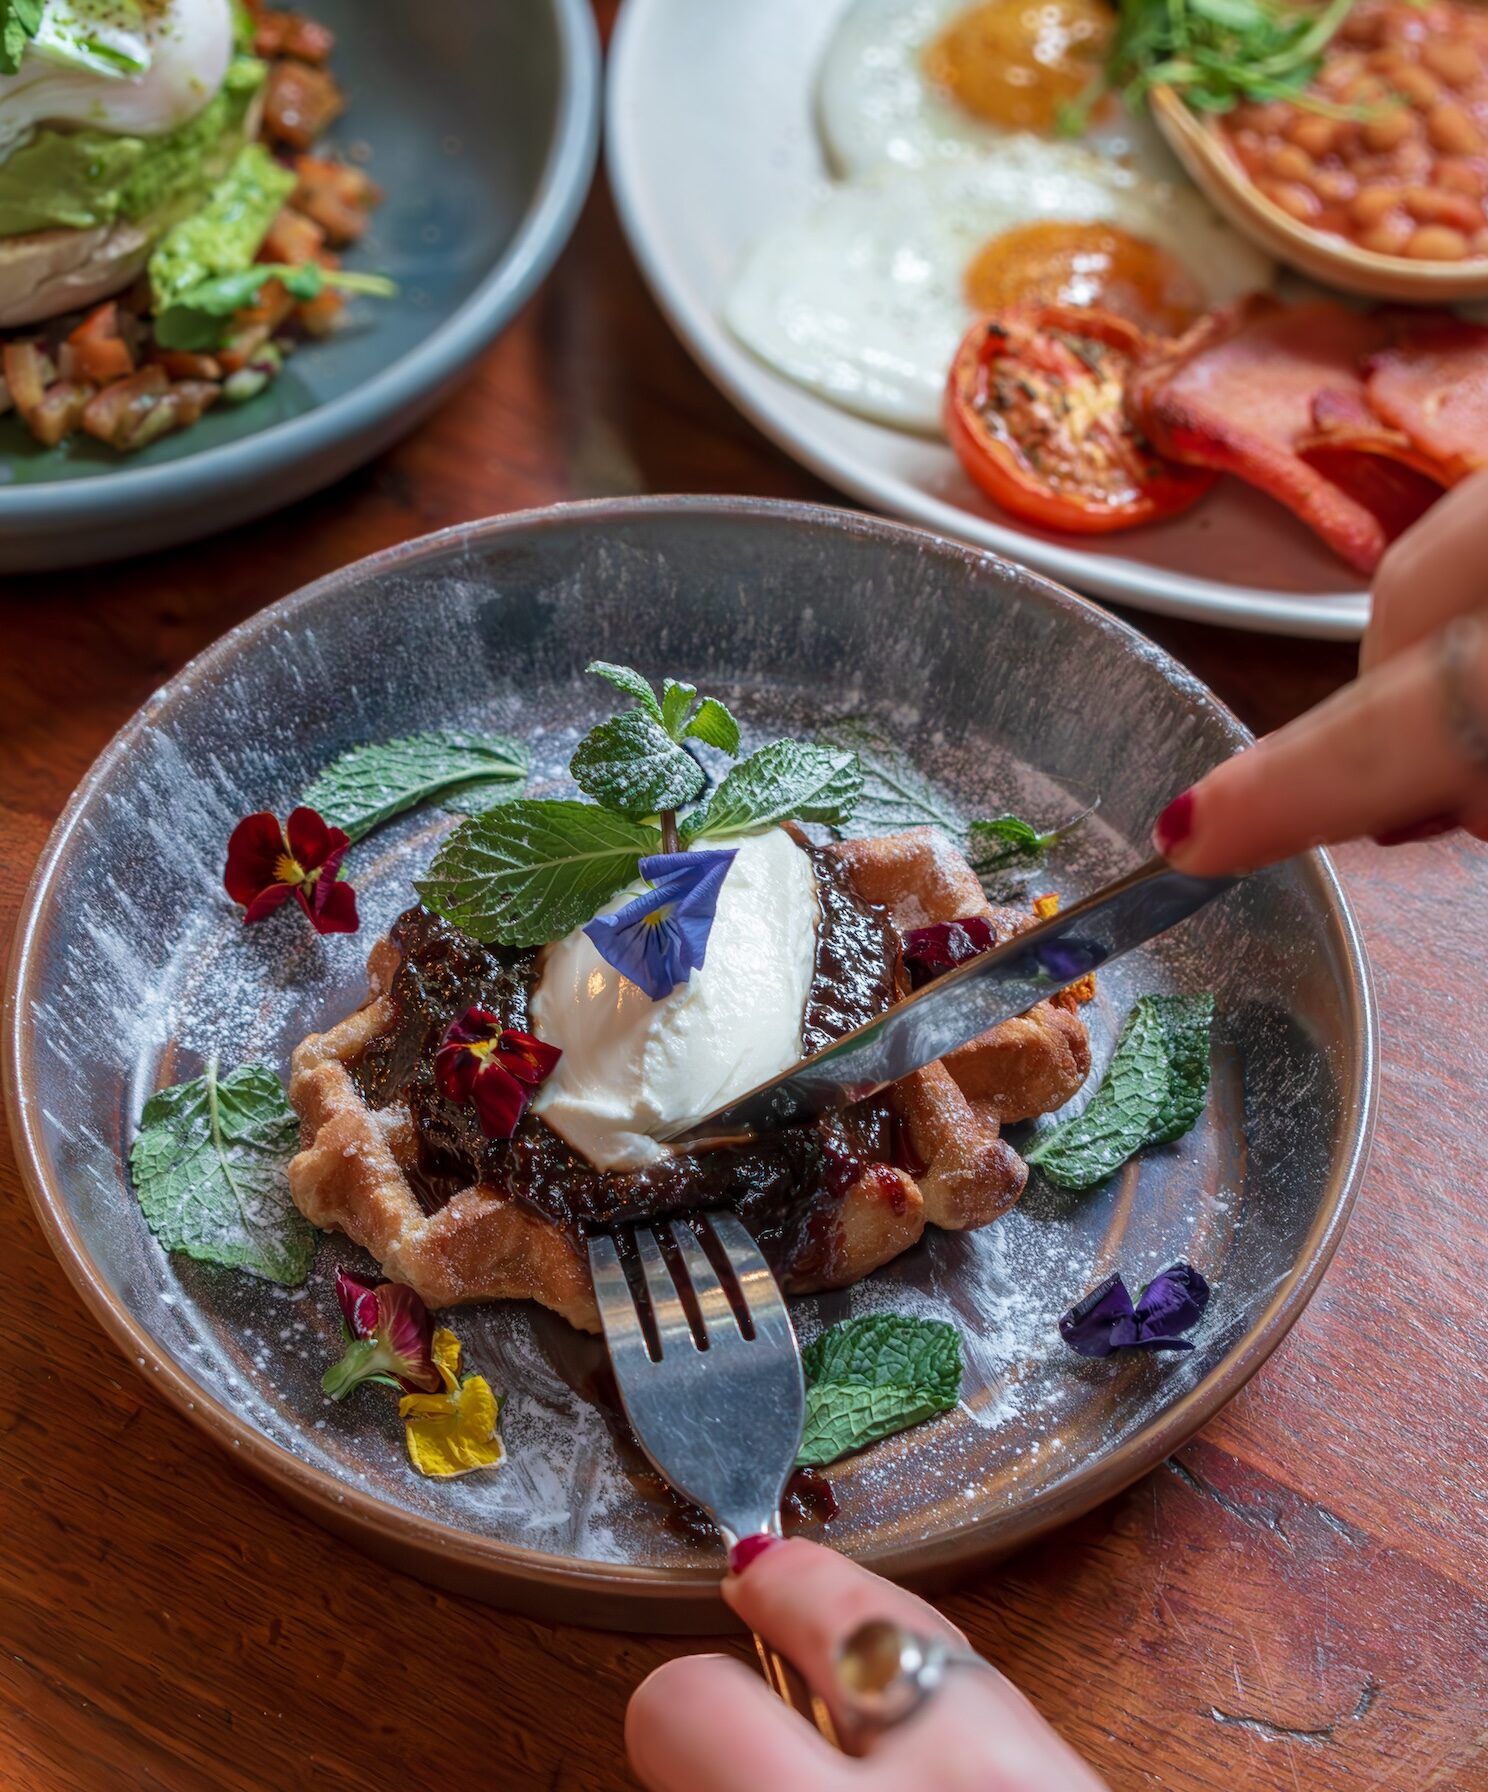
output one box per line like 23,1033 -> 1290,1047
347,842 -> 901,1275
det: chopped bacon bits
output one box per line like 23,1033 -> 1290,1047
264,59 -> 346,151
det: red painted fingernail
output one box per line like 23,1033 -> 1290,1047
1372,813 -> 1458,846
728,1533 -> 782,1576
1153,789 -> 1195,858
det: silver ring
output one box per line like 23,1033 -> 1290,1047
833,1618 -> 994,1739
1441,615 -> 1488,773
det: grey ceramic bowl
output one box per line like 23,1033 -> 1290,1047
5,498 -> 1375,1631
0,0 -> 600,572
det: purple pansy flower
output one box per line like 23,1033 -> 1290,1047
1059,1261 -> 1211,1358
584,850 -> 737,1001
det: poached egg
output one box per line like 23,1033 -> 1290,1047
530,827 -> 818,1171
0,0 -> 233,162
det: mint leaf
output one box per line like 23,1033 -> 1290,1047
683,740 -> 861,842
129,1059 -> 314,1285
587,660 -> 662,721
798,1315 -> 963,1467
415,799 -> 661,946
442,777 -> 528,818
304,729 -> 529,843
685,696 -> 741,755
660,679 -> 697,738
570,709 -> 707,819
968,815 -> 1045,873
1145,993 -> 1216,1145
1024,993 -> 1214,1189
817,720 -> 963,838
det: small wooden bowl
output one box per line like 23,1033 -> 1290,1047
1150,84 -> 1488,304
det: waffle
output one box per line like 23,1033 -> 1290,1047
287,826 -> 1090,1332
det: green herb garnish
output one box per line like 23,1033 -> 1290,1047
569,661 -> 741,822
415,800 -> 662,947
1067,0 -> 1359,130
129,1057 -> 314,1286
0,0 -> 42,75
681,739 -> 862,843
798,1314 -> 963,1467
304,729 -> 529,843
817,719 -> 963,837
154,263 -> 397,351
1025,993 -> 1215,1190
969,804 -> 1099,880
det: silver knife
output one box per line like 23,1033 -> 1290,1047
663,856 -> 1236,1149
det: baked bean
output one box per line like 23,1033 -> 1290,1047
1421,36 -> 1481,86
1262,179 -> 1323,221
1406,222 -> 1470,255
1403,183 -> 1481,225
1364,104 -> 1419,151
1351,183 -> 1407,223
1435,155 -> 1487,196
1267,142 -> 1316,182
1217,0 -> 1488,259
1287,112 -> 1338,158
1390,65 -> 1441,106
1358,217 -> 1416,253
1427,100 -> 1484,153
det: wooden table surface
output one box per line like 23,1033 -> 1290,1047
3,21 -> 1487,1789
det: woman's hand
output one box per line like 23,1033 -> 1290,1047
626,1537 -> 1109,1792
1152,470 -> 1488,877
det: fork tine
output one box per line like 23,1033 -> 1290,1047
703,1213 -> 798,1356
668,1220 -> 744,1345
634,1225 -> 698,1358
588,1232 -> 655,1357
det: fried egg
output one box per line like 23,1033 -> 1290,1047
817,0 -> 1177,182
725,144 -> 1273,435
0,0 -> 233,161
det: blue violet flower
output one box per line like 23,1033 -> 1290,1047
1059,1261 -> 1211,1358
584,850 -> 737,1000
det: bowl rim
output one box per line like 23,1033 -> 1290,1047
3,495 -> 1379,1621
0,0 -> 601,521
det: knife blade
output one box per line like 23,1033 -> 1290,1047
662,856 -> 1236,1149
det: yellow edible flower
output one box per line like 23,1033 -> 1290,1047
399,1327 -> 506,1479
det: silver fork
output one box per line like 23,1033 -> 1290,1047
588,1212 -> 834,1738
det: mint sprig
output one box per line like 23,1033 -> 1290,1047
1025,993 -> 1215,1190
798,1314 -> 963,1467
415,799 -> 662,947
0,0 -> 42,75
570,710 -> 706,820
129,1058 -> 314,1286
572,662 -> 741,820
304,729 -> 529,843
683,740 -> 861,843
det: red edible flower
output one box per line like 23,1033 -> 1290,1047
224,805 -> 359,935
322,1268 -> 443,1398
435,1008 -> 561,1141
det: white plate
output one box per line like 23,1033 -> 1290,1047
606,0 -> 1372,639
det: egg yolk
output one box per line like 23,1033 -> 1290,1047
924,0 -> 1113,135
963,221 -> 1206,336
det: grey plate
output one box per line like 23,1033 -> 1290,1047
0,0 -> 600,572
5,499 -> 1376,1631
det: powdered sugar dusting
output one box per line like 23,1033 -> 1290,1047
16,506 -> 1366,1578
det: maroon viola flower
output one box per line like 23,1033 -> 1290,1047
224,805 -> 359,935
435,1008 -> 561,1141
901,914 -> 1000,989
322,1268 -> 443,1398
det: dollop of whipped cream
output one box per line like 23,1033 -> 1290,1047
529,826 -> 818,1170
